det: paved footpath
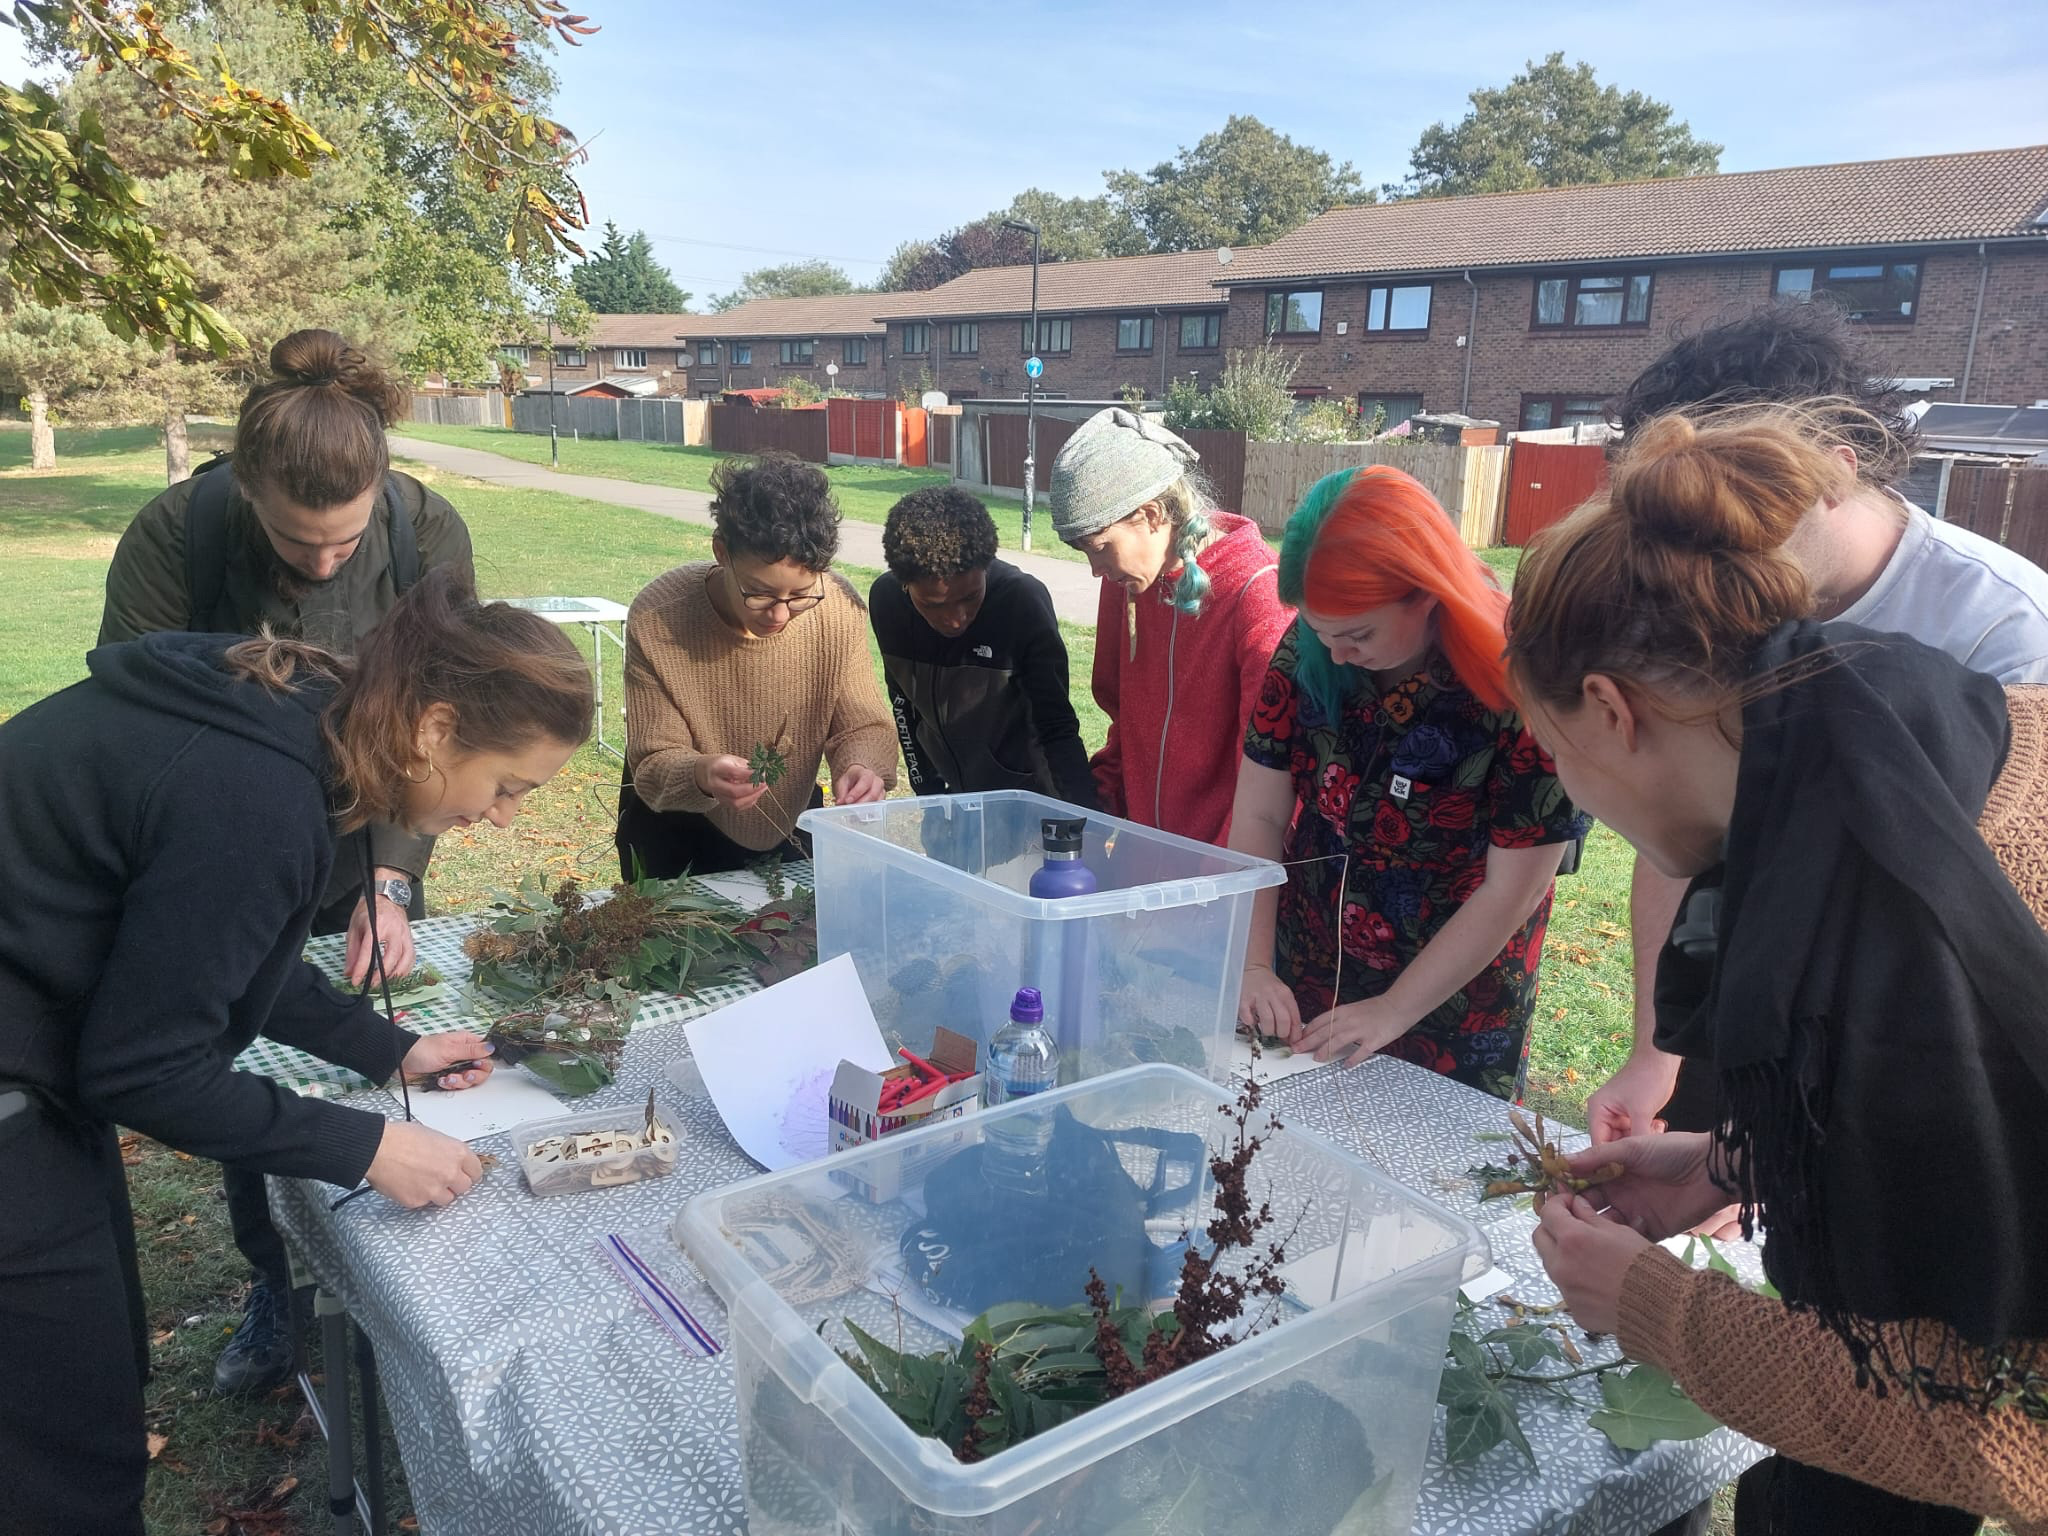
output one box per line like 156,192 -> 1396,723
389,435 -> 1104,626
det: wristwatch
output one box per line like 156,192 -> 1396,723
372,875 -> 415,910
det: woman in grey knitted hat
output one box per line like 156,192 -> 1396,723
1048,408 -> 1293,844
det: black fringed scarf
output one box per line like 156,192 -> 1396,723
1654,621 -> 2048,1414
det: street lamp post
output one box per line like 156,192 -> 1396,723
545,316 -> 559,469
1002,217 -> 1041,552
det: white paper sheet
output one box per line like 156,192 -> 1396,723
682,953 -> 893,1171
692,870 -> 774,910
1226,1034 -> 1334,1084
397,1070 -> 569,1142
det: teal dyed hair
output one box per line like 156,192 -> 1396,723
1277,467 -> 1362,721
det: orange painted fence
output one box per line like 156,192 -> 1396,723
826,398 -> 928,468
1502,441 -> 1609,546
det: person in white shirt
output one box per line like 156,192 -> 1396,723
1585,302 -> 2048,1148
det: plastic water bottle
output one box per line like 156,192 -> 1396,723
983,987 -> 1060,1192
1027,816 -> 1100,1064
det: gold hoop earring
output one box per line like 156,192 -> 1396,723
404,754 -> 434,784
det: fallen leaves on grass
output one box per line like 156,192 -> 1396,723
147,1432 -> 169,1459
201,1475 -> 299,1535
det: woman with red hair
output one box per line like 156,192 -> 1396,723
1227,466 -> 1587,1098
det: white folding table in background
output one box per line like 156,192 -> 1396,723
499,596 -> 630,761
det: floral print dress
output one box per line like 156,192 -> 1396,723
1243,629 -> 1589,1100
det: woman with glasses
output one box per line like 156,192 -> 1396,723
616,452 -> 896,878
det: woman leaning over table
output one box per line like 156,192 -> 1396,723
0,568 -> 592,1535
616,451 -> 896,878
1512,406 -> 2048,1536
1227,466 -> 1587,1100
1049,408 -> 1293,845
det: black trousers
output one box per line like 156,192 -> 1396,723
1735,1453 -> 1982,1535
223,882 -> 423,1292
615,775 -> 819,881
0,1097 -> 150,1535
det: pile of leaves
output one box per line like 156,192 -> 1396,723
840,1072 -> 1292,1464
460,872 -> 817,1092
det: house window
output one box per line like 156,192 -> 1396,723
1356,392 -> 1424,430
1520,394 -> 1612,431
902,323 -> 931,354
843,338 -> 867,366
1264,289 -> 1324,336
1365,284 -> 1432,333
1022,317 -> 1072,354
1532,273 -> 1653,329
616,349 -> 648,370
501,345 -> 532,365
553,346 -> 585,367
780,339 -> 814,365
731,343 -> 751,366
1179,313 -> 1221,350
695,341 -> 716,367
1774,259 -> 1921,323
949,322 -> 979,356
1116,316 -> 1154,352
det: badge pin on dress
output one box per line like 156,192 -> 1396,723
1390,775 -> 1412,800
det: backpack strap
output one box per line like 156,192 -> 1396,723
182,462 -> 237,632
384,473 -> 420,594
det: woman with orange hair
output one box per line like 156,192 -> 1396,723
1227,466 -> 1587,1098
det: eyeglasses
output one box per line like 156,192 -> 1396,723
737,581 -> 826,616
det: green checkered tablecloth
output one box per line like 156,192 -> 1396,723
232,865 -> 809,1095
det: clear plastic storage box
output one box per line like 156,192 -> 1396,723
798,791 -> 1286,1084
674,1063 -> 1488,1536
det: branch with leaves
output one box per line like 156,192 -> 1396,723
1,0 -> 594,350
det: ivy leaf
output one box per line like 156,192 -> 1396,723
1443,1388 -> 1532,1466
1482,1325 -> 1565,1371
516,1050 -> 613,1097
748,740 -> 788,788
1587,1365 -> 1720,1451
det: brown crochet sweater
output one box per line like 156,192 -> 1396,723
623,563 -> 897,851
1617,686 -> 2048,1533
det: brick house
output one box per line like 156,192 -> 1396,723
513,313 -> 701,397
674,296 -> 888,397
870,250 -> 1234,402
1212,145 -> 2048,430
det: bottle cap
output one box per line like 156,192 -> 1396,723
1010,986 -> 1044,1024
1040,817 -> 1086,854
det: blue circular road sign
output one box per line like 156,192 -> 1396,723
1024,355 -> 1044,380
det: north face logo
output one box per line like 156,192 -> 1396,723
973,645 -> 993,659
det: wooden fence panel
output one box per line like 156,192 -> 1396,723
929,412 -> 955,468
1946,463 -> 2048,570
1182,428 -> 1247,514
983,412 -> 1080,492
707,402 -> 829,463
408,392 -> 503,427
1241,439 -> 1486,537
1503,441 -> 1609,545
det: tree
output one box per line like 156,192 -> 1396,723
1103,115 -> 1367,253
1401,54 -> 1721,198
570,223 -> 690,313
0,298 -> 132,468
710,260 -> 857,311
877,239 -> 939,293
989,188 -> 1142,262
55,0 -> 410,482
0,0 -> 595,352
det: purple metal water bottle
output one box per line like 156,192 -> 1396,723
1028,816 -> 1099,1069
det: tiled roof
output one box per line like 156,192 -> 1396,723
1220,145 -> 2048,285
680,295 -> 887,339
868,250 -> 1234,321
575,313 -> 704,348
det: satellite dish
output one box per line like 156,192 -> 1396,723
1216,246 -> 1234,267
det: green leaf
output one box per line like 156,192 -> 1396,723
1482,1325 -> 1565,1371
1443,1391 -> 1528,1465
1587,1365 -> 1721,1451
1446,1331 -> 1488,1377
516,1050 -> 613,1096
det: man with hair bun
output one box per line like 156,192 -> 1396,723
868,485 -> 1095,808
1587,303 -> 2048,1151
97,327 -> 476,1395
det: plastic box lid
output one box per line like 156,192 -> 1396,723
674,1063 -> 1488,1516
798,790 -> 1286,920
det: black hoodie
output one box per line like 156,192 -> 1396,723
0,633 -> 416,1187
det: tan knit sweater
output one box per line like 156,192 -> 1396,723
1617,686 -> 2048,1533
622,562 -> 898,851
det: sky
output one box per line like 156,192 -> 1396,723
6,0 -> 2047,303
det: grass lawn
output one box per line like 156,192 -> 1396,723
395,420 -> 1093,564
2,422 -> 1634,1533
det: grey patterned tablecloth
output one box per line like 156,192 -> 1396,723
268,872 -> 1765,1536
